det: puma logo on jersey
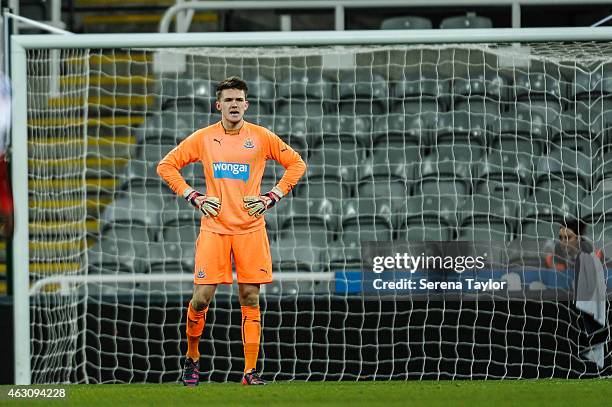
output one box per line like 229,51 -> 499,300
280,147 -> 288,152
213,138 -> 222,145
212,162 -> 250,182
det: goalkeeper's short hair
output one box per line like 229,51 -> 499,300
216,76 -> 248,100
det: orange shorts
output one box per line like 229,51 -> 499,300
193,227 -> 273,285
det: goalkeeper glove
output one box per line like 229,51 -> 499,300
183,187 -> 221,218
243,187 -> 283,218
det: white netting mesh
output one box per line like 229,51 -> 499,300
26,42 -> 612,383
27,48 -> 89,383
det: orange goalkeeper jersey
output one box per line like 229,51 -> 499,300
157,120 -> 306,235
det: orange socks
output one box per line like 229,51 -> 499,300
241,305 -> 261,373
186,301 -> 208,361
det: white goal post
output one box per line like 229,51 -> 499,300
11,27 -> 612,385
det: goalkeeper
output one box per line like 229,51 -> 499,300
157,76 -> 306,386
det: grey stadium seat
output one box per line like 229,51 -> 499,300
404,195 -> 462,228
391,70 -> 451,108
453,70 -> 509,100
341,215 -> 393,247
380,16 -> 432,29
159,78 -> 215,111
440,13 -> 492,29
474,179 -> 528,202
519,219 -> 563,241
458,219 -> 510,241
535,148 -> 592,190
477,150 -> 534,185
570,65 -> 612,99
277,69 -> 334,100
533,177 -> 585,205
356,174 -> 408,212
512,71 -> 566,100
433,110 -> 491,146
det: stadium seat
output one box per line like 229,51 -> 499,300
490,136 -> 543,161
270,237 -> 319,272
391,69 -> 451,107
527,189 -> 578,223
579,193 -> 612,223
439,13 -> 492,29
276,101 -> 325,119
396,224 -> 454,241
233,72 -> 275,115
594,151 -> 612,184
382,103 -> 438,144
460,194 -> 518,228
277,196 -> 340,233
101,194 -> 165,230
433,110 -> 491,146
279,217 -> 332,255
520,198 -> 575,229
277,119 -> 319,151
143,241 -> 194,274
516,99 -> 563,133
380,16 -> 432,29
498,110 -> 546,148
162,219 -> 199,244
404,195 -> 462,228
335,69 -> 388,114
586,222 -> 612,244
454,99 -> 502,118
374,115 -> 414,141
341,215 -> 393,247
533,177 -> 585,204
419,155 -> 471,185
277,69 -> 334,100
159,199 -> 200,230
570,65 -> 612,99
335,113 -> 372,146
551,133 -> 595,157
89,237 -> 146,274
512,71 -> 566,100
452,69 -> 509,100
342,198 -> 394,228
535,148 -> 592,190
368,135 -> 420,180
159,78 -> 215,111
356,174 -> 408,211
473,179 -> 528,202
458,219 -> 510,241
559,101 -> 592,137
417,178 -> 470,199
518,219 -> 562,240
589,99 -> 612,138
308,139 -> 365,184
296,175 -> 350,205
477,150 -> 534,185
424,141 -> 485,183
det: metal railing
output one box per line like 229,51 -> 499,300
159,0 -> 612,33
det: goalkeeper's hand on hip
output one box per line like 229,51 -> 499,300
243,187 -> 283,218
183,187 -> 221,218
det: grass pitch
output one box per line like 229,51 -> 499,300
2,379 -> 612,407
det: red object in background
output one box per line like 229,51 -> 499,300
0,153 -> 13,238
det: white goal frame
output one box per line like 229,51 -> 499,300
11,26 -> 612,385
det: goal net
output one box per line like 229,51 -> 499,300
21,38 -> 612,383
